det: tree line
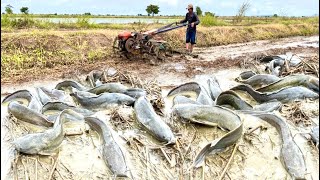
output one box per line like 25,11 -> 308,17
145,4 -> 215,17
5,4 -> 29,14
6,2 -> 281,20
3,4 -> 215,17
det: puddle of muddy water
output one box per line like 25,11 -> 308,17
194,36 -> 319,60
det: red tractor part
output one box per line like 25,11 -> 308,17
118,31 -> 132,41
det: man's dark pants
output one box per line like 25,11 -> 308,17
186,30 -> 196,44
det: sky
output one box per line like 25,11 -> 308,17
1,0 -> 319,16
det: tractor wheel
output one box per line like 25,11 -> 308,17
124,52 -> 135,60
164,43 -> 174,57
154,45 -> 166,61
125,38 -> 136,53
112,37 -> 120,54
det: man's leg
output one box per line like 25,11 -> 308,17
186,31 -> 191,52
190,31 -> 196,53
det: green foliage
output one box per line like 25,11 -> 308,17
1,15 -> 36,28
273,14 -> 278,17
75,17 -> 98,28
76,17 -> 91,27
84,12 -> 91,16
146,4 -> 160,17
305,16 -> 319,24
200,15 -> 227,26
15,17 -> 35,28
204,12 -> 215,17
5,4 -> 13,14
196,6 -> 202,16
1,15 -> 11,27
20,7 -> 29,14
1,14 -> 319,30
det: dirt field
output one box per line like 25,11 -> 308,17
1,35 -> 319,180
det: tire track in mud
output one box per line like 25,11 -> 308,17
194,36 -> 318,60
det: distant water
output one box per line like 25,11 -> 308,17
14,17 -> 179,24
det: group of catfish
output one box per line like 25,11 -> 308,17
2,55 -> 319,179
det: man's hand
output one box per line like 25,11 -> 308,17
191,22 -> 195,27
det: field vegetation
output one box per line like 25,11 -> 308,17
2,22 -> 318,82
1,14 -> 318,29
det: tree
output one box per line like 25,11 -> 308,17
233,1 -> 250,23
20,7 -> 29,14
146,4 -> 160,17
204,12 -> 215,17
84,12 -> 91,16
196,6 -> 202,16
273,14 -> 278,17
5,4 -> 13,14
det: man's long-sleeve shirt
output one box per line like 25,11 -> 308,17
180,12 -> 200,32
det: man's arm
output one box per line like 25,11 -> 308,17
194,13 -> 200,25
179,14 -> 188,23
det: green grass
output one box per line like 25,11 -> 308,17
200,15 -> 228,26
1,15 -> 100,29
2,14 -> 319,30
1,15 -> 37,28
1,15 -> 169,30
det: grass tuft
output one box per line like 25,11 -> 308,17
200,15 -> 227,26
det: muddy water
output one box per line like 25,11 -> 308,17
195,36 -> 319,61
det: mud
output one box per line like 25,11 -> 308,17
1,35 -> 319,180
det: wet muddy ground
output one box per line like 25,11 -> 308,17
1,36 -> 319,180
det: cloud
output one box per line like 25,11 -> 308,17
156,0 -> 179,6
1,3 -> 9,7
250,7 -> 258,13
198,0 -> 213,5
220,2 -> 237,8
52,0 -> 70,6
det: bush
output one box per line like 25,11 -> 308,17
1,15 -> 36,28
1,15 -> 11,27
76,17 -> 97,28
204,12 -> 215,17
200,15 -> 227,26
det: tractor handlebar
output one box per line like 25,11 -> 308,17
153,22 -> 188,35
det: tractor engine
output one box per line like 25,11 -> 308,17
117,31 -> 133,52
115,31 -> 151,53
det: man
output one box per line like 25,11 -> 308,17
178,4 -> 200,53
